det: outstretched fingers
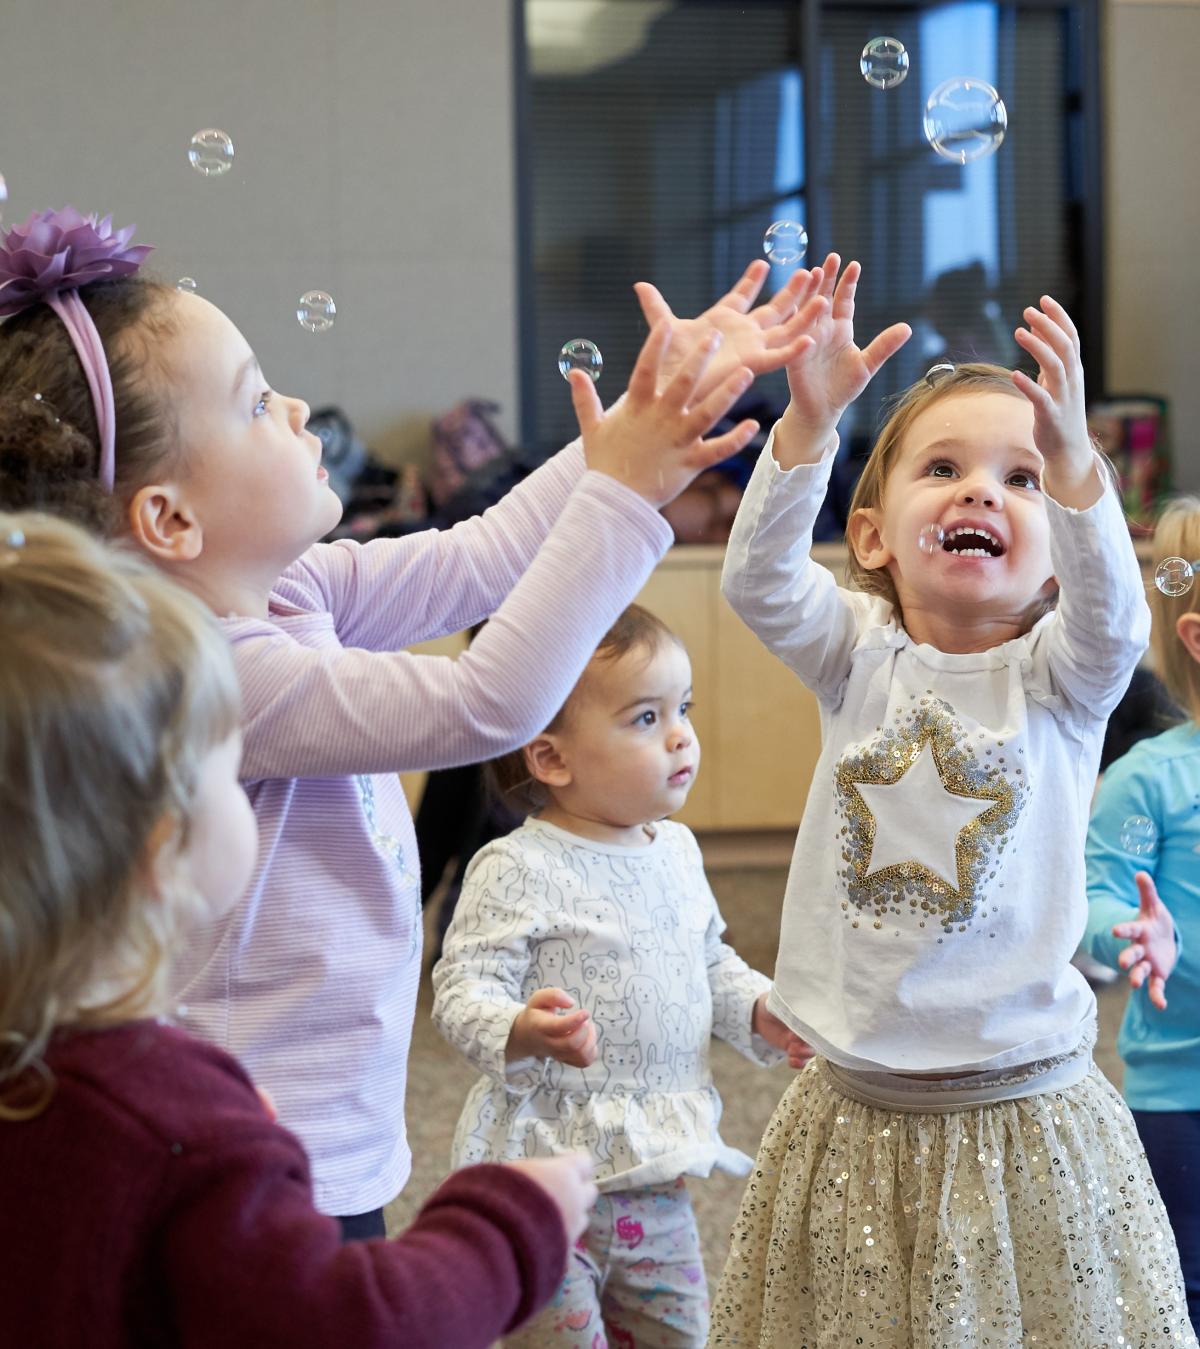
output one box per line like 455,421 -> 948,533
830,258 -> 861,321
688,418 -> 761,472
661,329 -> 724,412
627,319 -> 675,404
568,368 -> 605,436
633,281 -> 675,331
860,321 -> 913,378
719,259 -> 771,313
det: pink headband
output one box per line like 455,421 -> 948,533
0,208 -> 153,493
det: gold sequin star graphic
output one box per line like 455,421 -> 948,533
839,728 -> 1015,908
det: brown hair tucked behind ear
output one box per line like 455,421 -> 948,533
486,603 -> 682,814
0,276 -> 179,534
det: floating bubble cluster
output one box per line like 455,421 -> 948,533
1120,815 -> 1158,857
297,290 -> 337,334
923,79 -> 1007,164
558,338 -> 603,383
860,37 -> 909,90
188,128 -> 235,177
763,220 -> 808,266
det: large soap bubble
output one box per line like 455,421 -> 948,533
558,338 -> 603,382
923,79 -> 1007,164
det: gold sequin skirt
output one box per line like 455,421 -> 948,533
710,1055 -> 1197,1348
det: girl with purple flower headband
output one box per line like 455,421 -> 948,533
0,207 -> 826,1240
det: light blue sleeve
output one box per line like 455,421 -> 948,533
1084,747 -> 1163,970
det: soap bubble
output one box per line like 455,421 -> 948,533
923,79 -> 1007,164
763,220 -> 808,266
297,290 -> 336,334
925,362 -> 956,386
918,524 -> 945,555
1120,815 -> 1157,857
1154,556 -> 1195,598
558,338 -> 603,382
860,37 -> 909,90
176,277 -> 198,294
187,128 -> 235,177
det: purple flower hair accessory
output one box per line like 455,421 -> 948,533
0,208 -> 152,318
0,208 -> 154,492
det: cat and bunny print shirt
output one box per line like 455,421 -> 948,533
723,434 -> 1149,1075
432,818 -> 783,1191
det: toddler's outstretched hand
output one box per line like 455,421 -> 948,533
569,321 -> 760,509
507,987 -> 598,1067
634,259 -> 826,400
1012,296 -> 1097,505
752,991 -> 813,1068
775,255 -> 911,465
1112,871 -> 1177,1011
504,1154 -> 598,1250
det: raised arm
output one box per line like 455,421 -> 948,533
722,257 -> 909,705
292,438 -> 586,653
1013,297 -> 1150,717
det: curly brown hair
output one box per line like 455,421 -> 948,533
0,276 -> 180,534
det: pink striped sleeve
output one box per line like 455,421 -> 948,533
232,472 -> 672,781
281,440 -> 586,651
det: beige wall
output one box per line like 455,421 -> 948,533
1105,0 -> 1200,490
0,0 -> 519,464
3,1 -> 1196,485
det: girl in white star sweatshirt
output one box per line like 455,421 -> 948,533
695,254 -> 1195,1348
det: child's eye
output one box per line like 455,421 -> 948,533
927,461 -> 956,478
1008,470 -> 1041,491
680,701 -> 694,719
253,390 -> 272,418
634,710 -> 657,727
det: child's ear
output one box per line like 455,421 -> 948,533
128,483 -> 204,564
1176,612 -> 1200,665
847,505 -> 893,572
524,736 -> 571,790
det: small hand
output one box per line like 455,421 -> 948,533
570,320 -> 760,509
507,987 -> 598,1067
752,991 -> 813,1068
634,259 -> 825,399
503,1154 -> 598,1250
1112,871 -> 1177,1011
1011,296 -> 1095,496
777,255 -> 911,456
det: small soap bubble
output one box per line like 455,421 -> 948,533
860,37 -> 909,90
188,128 -> 235,177
1154,556 -> 1195,598
1120,815 -> 1157,857
763,220 -> 808,266
297,290 -> 337,334
176,277 -> 198,294
925,362 -> 956,386
918,523 -> 945,555
923,79 -> 1007,164
558,338 -> 603,382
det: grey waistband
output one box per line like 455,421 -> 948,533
820,1021 -> 1098,1113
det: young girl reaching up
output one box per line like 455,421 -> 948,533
701,254 -> 1195,1345
0,511 -> 597,1349
0,208 -> 822,1237
432,604 -> 808,1348
1083,497 -> 1200,1332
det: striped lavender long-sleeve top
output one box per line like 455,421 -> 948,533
170,441 -> 674,1215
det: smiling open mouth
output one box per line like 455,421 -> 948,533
943,526 -> 1004,558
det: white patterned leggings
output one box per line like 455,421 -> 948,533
506,1178 -> 710,1348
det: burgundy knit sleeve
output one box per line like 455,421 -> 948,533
161,1131 -> 567,1349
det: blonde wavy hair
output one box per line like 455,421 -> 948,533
0,512 -> 240,1119
1149,498 -> 1200,724
846,362 -> 1035,616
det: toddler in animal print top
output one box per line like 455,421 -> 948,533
432,604 -> 809,1348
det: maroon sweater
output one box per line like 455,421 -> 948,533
1,1021 -> 566,1347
